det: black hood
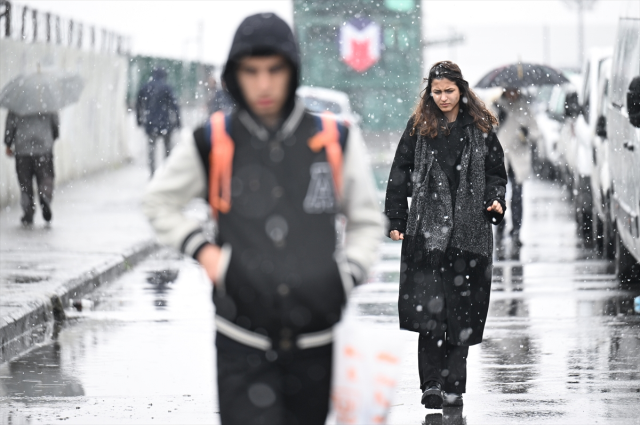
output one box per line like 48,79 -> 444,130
222,13 -> 300,116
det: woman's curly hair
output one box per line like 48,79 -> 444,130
412,61 -> 498,138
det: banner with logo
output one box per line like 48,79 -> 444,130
339,18 -> 382,73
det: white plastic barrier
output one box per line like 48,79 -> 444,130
0,38 -> 130,208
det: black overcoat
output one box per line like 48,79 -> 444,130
385,112 -> 507,346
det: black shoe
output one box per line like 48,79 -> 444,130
512,232 -> 523,247
42,202 -> 52,222
20,215 -> 33,226
421,381 -> 443,409
496,244 -> 507,261
443,392 -> 463,407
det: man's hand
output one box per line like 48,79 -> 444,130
5,147 -> 13,157
487,200 -> 503,215
390,230 -> 404,241
196,244 -> 221,285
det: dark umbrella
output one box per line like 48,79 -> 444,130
475,63 -> 569,88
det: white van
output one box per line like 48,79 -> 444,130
571,48 -> 612,244
591,57 -> 614,258
607,3 -> 640,282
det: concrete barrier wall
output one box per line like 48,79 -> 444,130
0,38 -> 130,208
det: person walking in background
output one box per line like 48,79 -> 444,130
4,111 -> 59,226
385,61 -> 507,409
206,77 -> 234,115
136,67 -> 181,175
142,13 -> 382,425
493,87 -> 540,257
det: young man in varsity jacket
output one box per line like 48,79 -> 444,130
142,13 -> 383,425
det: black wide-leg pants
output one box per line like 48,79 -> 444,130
418,333 -> 469,394
147,132 -> 173,175
15,154 -> 55,221
498,165 -> 523,237
216,332 -> 332,425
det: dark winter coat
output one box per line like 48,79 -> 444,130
385,111 -> 507,346
136,69 -> 181,137
4,112 -> 59,156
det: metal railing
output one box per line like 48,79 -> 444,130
0,0 -> 129,54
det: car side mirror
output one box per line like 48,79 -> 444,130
627,76 -> 640,128
595,115 -> 607,139
564,92 -> 581,119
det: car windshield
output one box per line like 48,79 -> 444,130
301,96 -> 343,114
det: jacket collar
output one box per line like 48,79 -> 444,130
238,99 -> 305,143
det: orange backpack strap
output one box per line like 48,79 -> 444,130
209,111 -> 235,219
308,113 -> 344,199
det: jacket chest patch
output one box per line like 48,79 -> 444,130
303,162 -> 337,214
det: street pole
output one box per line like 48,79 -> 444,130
578,0 -> 584,67
197,20 -> 203,63
543,25 -> 550,65
562,0 -> 597,69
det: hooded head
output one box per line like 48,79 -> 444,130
222,13 -> 299,117
151,68 -> 168,81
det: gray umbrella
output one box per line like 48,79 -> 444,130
0,71 -> 84,116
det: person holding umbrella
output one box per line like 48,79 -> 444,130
1,69 -> 83,226
475,62 -> 563,257
385,61 -> 507,408
493,86 -> 540,256
4,111 -> 59,225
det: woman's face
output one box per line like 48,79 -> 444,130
431,78 -> 460,113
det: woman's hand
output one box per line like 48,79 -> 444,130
487,200 -> 503,215
390,230 -> 404,241
196,244 -> 221,285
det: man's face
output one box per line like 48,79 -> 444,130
237,55 -> 291,120
505,88 -> 520,101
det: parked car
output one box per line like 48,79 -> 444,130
296,85 -> 361,126
569,48 -> 613,244
540,79 -> 582,188
590,57 -> 615,258
530,85 -> 561,180
607,7 -> 640,282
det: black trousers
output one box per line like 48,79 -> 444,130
216,332 -> 332,425
498,166 -> 523,237
15,154 -> 54,221
418,333 -> 468,394
147,132 -> 172,174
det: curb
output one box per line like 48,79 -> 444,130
0,240 -> 158,363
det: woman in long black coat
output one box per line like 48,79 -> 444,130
385,61 -> 507,409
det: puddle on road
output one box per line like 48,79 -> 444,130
0,343 -> 85,398
0,250 -> 215,424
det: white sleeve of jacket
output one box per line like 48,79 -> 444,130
340,125 -> 385,284
141,132 -> 210,258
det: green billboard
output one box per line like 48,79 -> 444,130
293,0 -> 422,133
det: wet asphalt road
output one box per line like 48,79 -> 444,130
1,178 -> 639,424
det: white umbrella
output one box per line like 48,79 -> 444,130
0,71 -> 84,116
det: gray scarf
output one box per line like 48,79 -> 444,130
406,125 -> 494,263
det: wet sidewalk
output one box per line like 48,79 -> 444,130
1,175 -> 638,424
360,178 -> 640,424
0,163 -> 156,362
